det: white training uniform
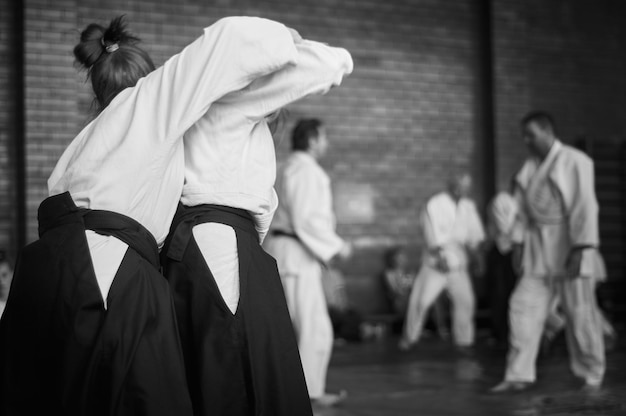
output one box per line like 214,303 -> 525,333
402,192 -> 485,347
504,140 -> 606,386
48,17 -> 299,307
183,40 -> 353,314
264,151 -> 346,399
544,253 -> 615,343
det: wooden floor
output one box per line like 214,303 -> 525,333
315,333 -> 626,416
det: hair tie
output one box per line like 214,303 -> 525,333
101,37 -> 119,53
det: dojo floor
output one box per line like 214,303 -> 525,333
315,331 -> 626,416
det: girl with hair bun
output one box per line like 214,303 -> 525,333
0,15 -> 302,416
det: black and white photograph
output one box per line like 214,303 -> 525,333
0,0 -> 625,415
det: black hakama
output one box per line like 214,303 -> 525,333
0,192 -> 192,416
162,204 -> 312,416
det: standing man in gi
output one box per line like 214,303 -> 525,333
491,111 -> 606,393
399,173 -> 485,351
265,119 -> 352,407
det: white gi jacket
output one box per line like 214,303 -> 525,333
182,40 -> 353,243
513,140 -> 604,279
47,17 -> 298,301
421,192 -> 486,271
270,151 -> 345,263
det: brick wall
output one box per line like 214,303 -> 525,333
492,0 -> 626,190
0,0 -> 19,262
15,0 -> 485,314
2,0 -> 625,313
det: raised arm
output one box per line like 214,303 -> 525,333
219,39 -> 353,120
100,17 -> 298,145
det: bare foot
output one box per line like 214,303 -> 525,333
581,382 -> 602,395
311,390 -> 348,407
398,338 -> 415,351
489,381 -> 532,394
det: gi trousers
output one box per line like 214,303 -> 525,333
162,204 -> 312,416
402,265 -> 475,347
264,235 -> 334,399
505,275 -> 605,385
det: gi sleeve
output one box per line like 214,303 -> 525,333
286,165 -> 345,263
124,16 -> 298,145
421,205 -> 441,249
557,154 -> 600,247
253,190 -> 278,244
510,183 -> 527,244
219,39 -> 353,120
465,201 -> 486,250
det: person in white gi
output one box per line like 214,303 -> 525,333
49,16 -> 300,308
166,33 -> 353,415
182,34 -> 354,315
542,287 -> 617,355
3,16 -> 301,414
399,173 -> 486,351
264,119 -> 352,406
491,111 -> 606,393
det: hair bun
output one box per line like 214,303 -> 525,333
101,16 -> 140,50
73,22 -> 106,69
73,15 -> 140,69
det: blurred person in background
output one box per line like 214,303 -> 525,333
265,118 -> 352,407
541,255 -> 618,356
399,173 -> 485,352
383,246 -> 449,338
491,111 -> 606,393
323,267 -> 381,343
383,246 -> 416,318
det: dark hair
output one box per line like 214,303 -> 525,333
291,118 -> 323,151
73,16 -> 155,112
520,111 -> 556,135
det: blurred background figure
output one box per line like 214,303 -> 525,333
492,111 -> 606,393
0,250 -> 13,318
265,119 -> 352,407
399,172 -> 485,352
541,252 -> 618,356
322,267 -> 383,343
485,190 -> 520,348
382,246 -> 449,338
382,246 -> 415,319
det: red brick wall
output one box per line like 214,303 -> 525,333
2,0 -> 625,313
